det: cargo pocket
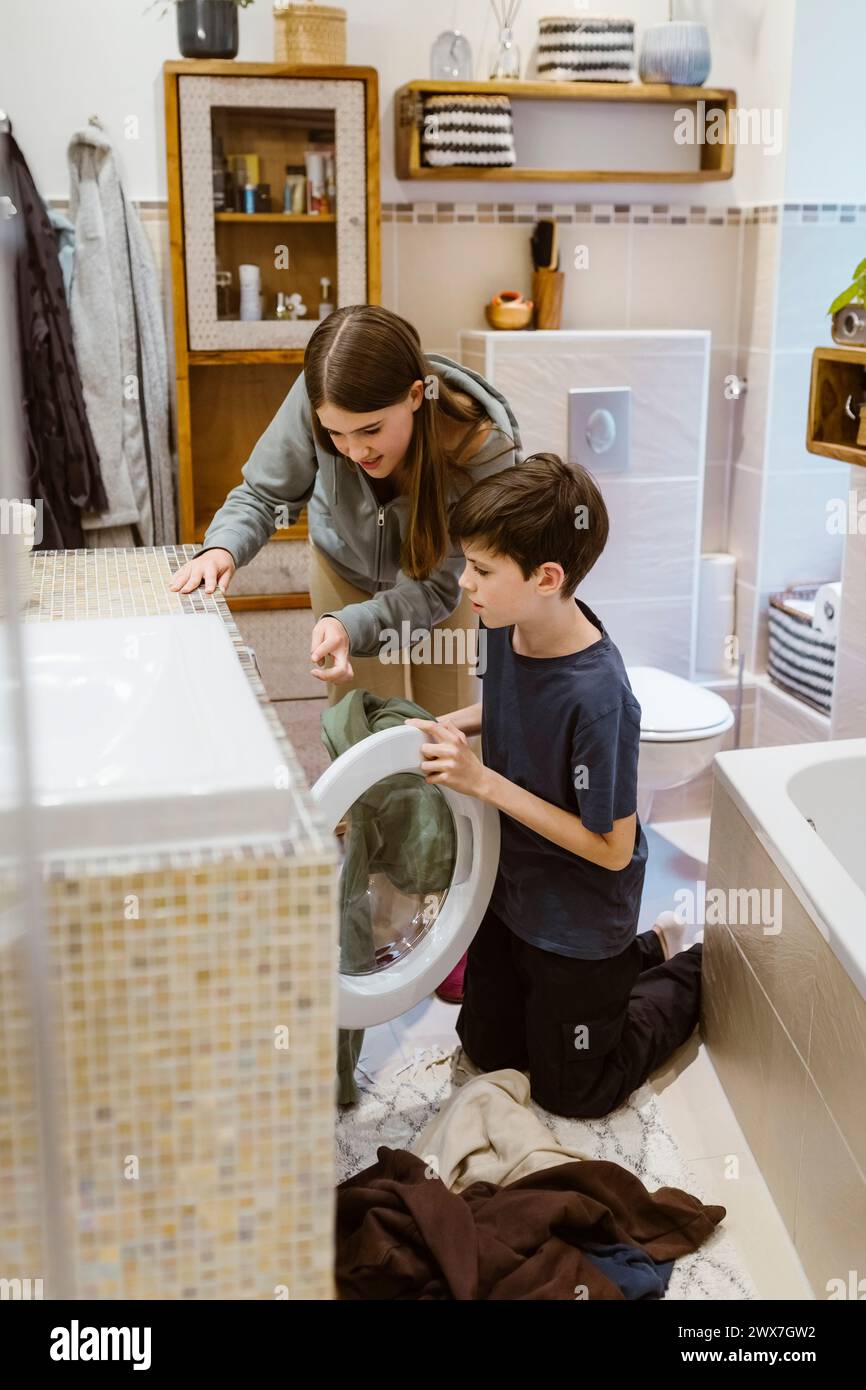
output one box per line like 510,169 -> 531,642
549,1013 -> 628,1116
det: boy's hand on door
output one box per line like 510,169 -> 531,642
404,718 -> 488,798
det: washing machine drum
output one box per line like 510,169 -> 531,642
310,724 -> 500,1029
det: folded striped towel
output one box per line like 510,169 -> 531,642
768,585 -> 837,715
421,94 -> 516,168
537,15 -> 636,82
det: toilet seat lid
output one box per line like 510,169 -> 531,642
626,665 -> 734,738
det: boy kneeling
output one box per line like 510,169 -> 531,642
407,454 -> 702,1120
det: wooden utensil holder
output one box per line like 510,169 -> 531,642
532,269 -> 564,330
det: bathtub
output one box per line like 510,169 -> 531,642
703,738 -> 866,1297
712,738 -> 866,1005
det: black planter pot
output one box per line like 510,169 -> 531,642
176,0 -> 239,59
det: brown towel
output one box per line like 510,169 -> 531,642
336,1146 -> 725,1300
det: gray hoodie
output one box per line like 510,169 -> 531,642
195,353 -> 523,657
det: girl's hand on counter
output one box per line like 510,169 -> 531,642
169,549 -> 237,596
310,616 -> 354,684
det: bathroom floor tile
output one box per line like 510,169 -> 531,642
650,816 -> 712,865
684,1155 -> 814,1300
360,993 -> 461,1079
650,1035 -> 759,1164
356,1019 -> 408,1082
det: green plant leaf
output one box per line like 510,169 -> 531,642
828,285 -> 860,315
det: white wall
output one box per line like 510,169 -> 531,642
0,0 -> 806,205
784,0 -> 866,202
684,0 -> 795,206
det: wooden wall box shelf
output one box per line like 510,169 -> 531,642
807,346 -> 866,466
395,78 -> 736,182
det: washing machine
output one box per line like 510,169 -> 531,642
310,723 -> 500,1030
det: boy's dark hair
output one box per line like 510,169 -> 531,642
448,452 -> 609,596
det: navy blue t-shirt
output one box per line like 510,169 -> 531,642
478,597 -> 648,960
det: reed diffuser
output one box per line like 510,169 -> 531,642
488,0 -> 522,79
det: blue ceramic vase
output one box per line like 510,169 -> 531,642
639,21 -> 711,86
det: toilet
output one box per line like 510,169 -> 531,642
626,665 -> 735,824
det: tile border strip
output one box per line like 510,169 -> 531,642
380,202 -> 866,227
49,197 -> 866,227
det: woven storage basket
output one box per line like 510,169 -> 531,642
273,2 -> 346,65
767,582 -> 837,715
538,14 -> 636,82
421,94 -> 516,169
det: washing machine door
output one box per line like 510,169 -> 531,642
310,724 -> 500,1030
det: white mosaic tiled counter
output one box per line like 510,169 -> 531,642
1,547 -> 338,1300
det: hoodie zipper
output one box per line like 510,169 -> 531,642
357,463 -> 393,587
374,503 -> 385,585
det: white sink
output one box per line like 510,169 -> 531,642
1,614 -> 296,857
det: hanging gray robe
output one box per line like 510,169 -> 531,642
67,121 -> 176,546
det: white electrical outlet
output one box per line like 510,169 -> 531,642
567,387 -> 631,471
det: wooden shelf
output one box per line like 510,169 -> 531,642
395,78 -> 736,183
807,346 -> 866,466
215,212 -> 336,223
188,349 -> 308,365
226,593 -> 312,613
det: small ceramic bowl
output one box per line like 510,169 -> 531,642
485,290 -> 534,330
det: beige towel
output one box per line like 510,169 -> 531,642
410,1067 -> 590,1193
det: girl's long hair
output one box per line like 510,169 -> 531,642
303,304 -> 515,580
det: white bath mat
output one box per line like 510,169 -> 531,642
335,1044 -> 757,1301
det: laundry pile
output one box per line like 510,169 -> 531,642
335,1068 -> 725,1300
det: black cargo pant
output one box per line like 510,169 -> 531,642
455,905 -> 703,1120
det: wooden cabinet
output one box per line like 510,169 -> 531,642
163,60 -> 381,621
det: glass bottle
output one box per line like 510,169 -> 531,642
430,30 -> 473,80
490,26 -> 520,79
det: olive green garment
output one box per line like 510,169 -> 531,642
322,690 -> 457,1105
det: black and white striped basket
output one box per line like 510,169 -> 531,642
420,94 -> 516,168
537,14 -> 636,82
767,583 -> 837,715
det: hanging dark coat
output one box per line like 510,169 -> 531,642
1,129 -> 107,549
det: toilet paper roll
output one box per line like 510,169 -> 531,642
812,581 -> 842,640
696,551 -> 736,675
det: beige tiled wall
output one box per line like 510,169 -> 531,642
703,783 -> 866,1295
386,206 -> 741,587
